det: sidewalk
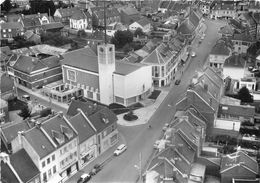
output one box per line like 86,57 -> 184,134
117,90 -> 169,127
17,84 -> 69,110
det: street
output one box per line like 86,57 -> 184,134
65,19 -> 226,183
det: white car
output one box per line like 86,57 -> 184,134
114,144 -> 127,156
191,52 -> 196,57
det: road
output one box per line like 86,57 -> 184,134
65,19 -> 226,183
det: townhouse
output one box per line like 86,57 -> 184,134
208,39 -> 231,69
211,1 -> 237,20
6,54 -> 62,89
0,22 -> 24,41
238,12 -> 259,39
141,34 -> 187,87
54,7 -> 81,25
119,6 -> 140,25
11,113 -> 79,183
69,9 -> 92,30
1,72 -> 16,100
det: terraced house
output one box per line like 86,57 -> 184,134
6,54 -> 62,89
69,9 -> 92,30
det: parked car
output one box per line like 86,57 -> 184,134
90,164 -> 102,176
77,173 -> 91,183
114,144 -> 127,156
175,79 -> 181,85
191,51 -> 196,57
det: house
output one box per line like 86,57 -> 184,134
238,12 -> 258,39
54,7 -> 81,25
119,6 -> 140,25
11,113 -> 79,183
6,54 -> 62,89
208,39 -> 231,69
0,72 -> 16,100
228,19 -> 247,34
69,108 -> 97,168
23,30 -> 41,44
248,1 -> 260,13
141,34 -> 187,87
158,1 -> 190,15
18,13 -> 50,34
88,107 -> 118,155
223,54 -> 256,92
61,45 -> 153,106
69,9 -> 92,30
91,7 -> 120,28
0,46 -> 12,71
176,67 -> 224,136
218,24 -> 234,38
252,12 -> 260,39
210,1 -> 237,20
220,150 -> 259,183
1,149 -> 41,183
129,18 -> 151,33
106,22 -> 127,37
0,22 -> 23,40
41,22 -> 64,33
0,98 -> 8,123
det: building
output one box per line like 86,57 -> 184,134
54,7 -> 81,25
11,113 -> 79,183
69,9 -> 92,30
91,7 -> 120,28
208,40 -> 231,69
7,54 -> 62,89
0,22 -> 23,41
0,46 -> 13,71
210,1 -> 237,20
68,108 -> 97,169
248,1 -> 260,13
61,45 -> 153,106
41,22 -> 64,33
119,6 -> 140,25
218,24 -> 234,38
141,35 -> 187,87
199,1 -> 213,15
1,149 -> 41,183
129,18 -> 151,33
220,150 -> 259,183
106,22 -> 127,37
0,98 -> 8,123
0,72 -> 16,100
238,12 -> 258,39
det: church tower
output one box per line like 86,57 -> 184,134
97,43 -> 115,105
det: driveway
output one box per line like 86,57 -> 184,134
66,19 -> 227,183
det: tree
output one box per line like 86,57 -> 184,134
111,30 -> 133,49
1,0 -> 12,12
134,28 -> 145,37
247,41 -> 260,62
237,86 -> 253,103
18,105 -> 31,120
30,0 -> 56,16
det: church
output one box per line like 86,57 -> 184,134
61,43 -> 153,106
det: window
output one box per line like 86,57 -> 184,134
42,161 -> 46,168
60,149 -> 63,155
3,34 -> 6,37
3,29 -> 6,32
67,69 -> 76,82
48,169 -> 51,177
47,158 -> 50,164
69,143 -> 72,149
74,151 -> 77,157
52,154 -> 55,161
70,153 -> 73,160
64,146 -> 67,152
43,172 -> 47,182
8,29 -> 11,32
53,165 -> 56,174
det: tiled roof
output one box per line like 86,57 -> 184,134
121,7 -> 139,15
70,10 -> 87,20
228,19 -> 247,32
218,25 -> 234,35
204,66 -> 223,89
88,107 -> 117,133
189,9 -> 200,28
62,47 -> 98,73
0,46 -> 12,62
92,7 -> 120,19
248,1 -> 260,10
159,1 -> 170,9
184,108 -> 207,128
210,41 -> 230,56
141,48 -> 165,65
115,61 -> 142,75
1,161 -> 20,183
67,99 -> 103,117
10,149 -> 40,183
69,112 -> 96,144
1,121 -> 30,143
232,32 -> 254,42
0,22 -> 23,29
20,14 -> 43,27
220,151 -> 258,174
252,12 -> 260,24
56,7 -> 81,18
224,55 -> 246,68
218,103 -> 255,118
0,73 -> 14,94
40,55 -> 61,68
177,19 -> 195,35
41,22 -> 64,30
136,18 -> 150,27
212,1 -> 236,11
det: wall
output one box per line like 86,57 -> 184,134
223,67 -> 244,81
214,119 -> 241,131
79,135 -> 97,169
113,74 -> 125,99
221,166 -> 257,183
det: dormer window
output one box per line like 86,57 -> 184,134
100,113 -> 109,124
61,125 -> 73,140
52,130 -> 65,145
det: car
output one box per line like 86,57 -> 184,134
90,164 -> 102,176
175,79 -> 181,85
21,95 -> 30,102
191,51 -> 196,57
77,173 -> 91,183
114,144 -> 127,156
248,66 -> 254,71
162,123 -> 169,131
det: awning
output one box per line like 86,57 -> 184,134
48,174 -> 63,183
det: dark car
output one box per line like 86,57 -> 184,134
90,164 -> 102,176
175,79 -> 181,85
77,173 -> 91,183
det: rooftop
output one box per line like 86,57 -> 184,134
224,55 -> 246,68
1,73 -> 14,94
210,40 -> 230,56
1,161 -> 20,183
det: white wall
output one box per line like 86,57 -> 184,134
113,74 -> 125,98
214,119 -> 241,131
223,67 -> 244,80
